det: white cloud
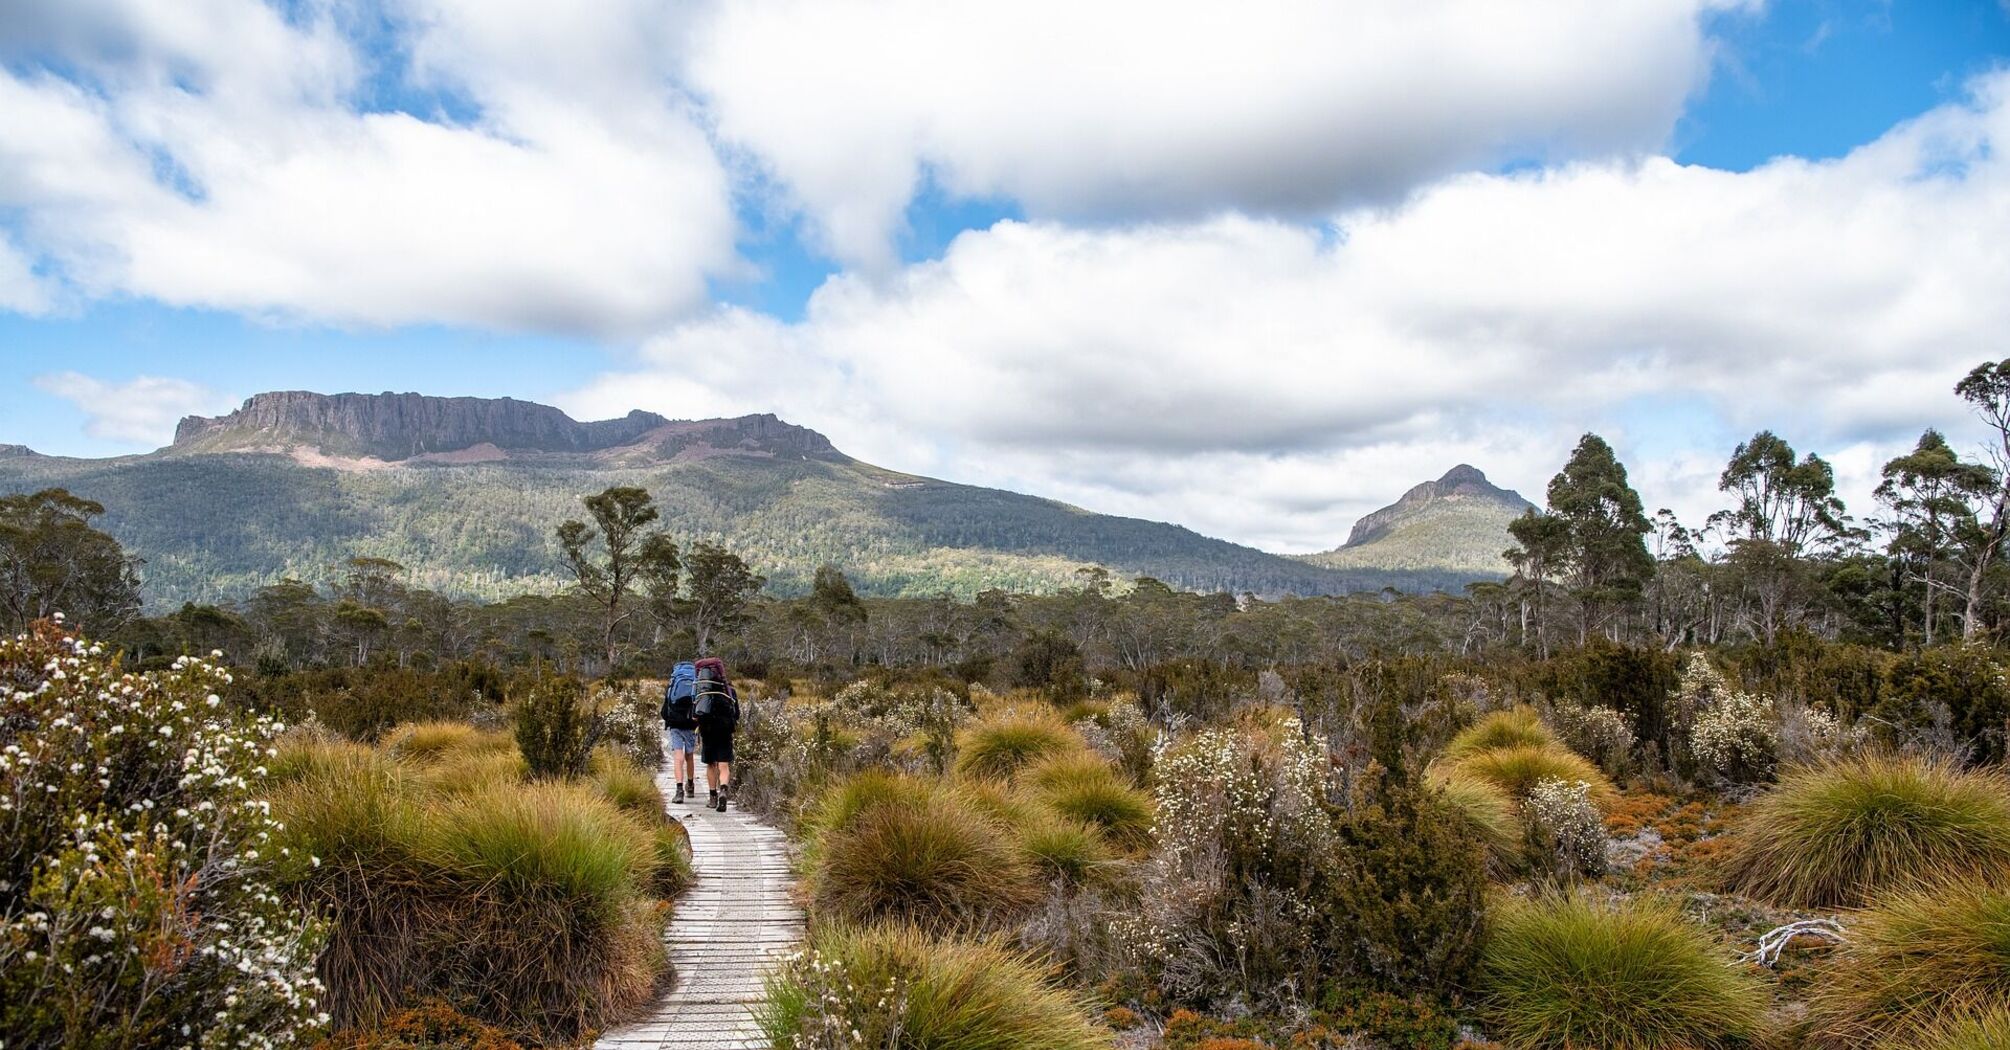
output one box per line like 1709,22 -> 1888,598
0,0 -> 737,337
570,72 -> 2010,552
0,233 -> 52,315
689,0 -> 1745,267
33,372 -> 227,446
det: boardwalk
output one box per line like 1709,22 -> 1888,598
597,770 -> 803,1050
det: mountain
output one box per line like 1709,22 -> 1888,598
0,391 -> 1488,607
1298,465 -> 1534,579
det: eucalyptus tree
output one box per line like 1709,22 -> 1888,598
556,485 -> 680,671
1708,431 -> 1854,644
1525,434 -> 1653,646
0,488 -> 142,634
1876,429 -> 1996,644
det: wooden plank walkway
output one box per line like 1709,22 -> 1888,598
597,770 -> 803,1050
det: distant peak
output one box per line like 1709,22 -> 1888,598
1340,464 -> 1533,549
1437,464 -> 1490,487
0,444 -> 39,458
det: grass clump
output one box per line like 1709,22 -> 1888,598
1434,770 -> 1522,871
1019,815 -> 1116,886
1442,744 -> 1617,807
955,708 -> 1083,780
809,793 -> 1039,932
384,720 -> 507,762
1718,756 -> 2010,908
1913,1007 -> 2010,1050
419,749 -> 527,796
1022,752 -> 1154,853
652,821 -> 694,898
1442,707 -> 1558,762
759,925 -> 1110,1050
589,749 -> 664,817
1479,895 -> 1768,1050
1803,878 -> 2010,1047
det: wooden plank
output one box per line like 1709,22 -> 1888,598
593,767 -> 804,1050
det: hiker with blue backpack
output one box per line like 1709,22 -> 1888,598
661,661 -> 701,804
692,657 -> 740,811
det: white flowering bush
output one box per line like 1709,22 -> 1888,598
1691,688 -> 1780,786
1548,701 -> 1635,778
1779,701 -> 1869,766
595,682 -> 664,769
1524,777 -> 1608,880
0,620 -> 327,1049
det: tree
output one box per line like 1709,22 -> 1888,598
1543,435 -> 1653,643
1876,429 -> 1997,645
556,486 -> 680,670
0,488 -> 142,634
809,562 -> 866,663
675,542 -> 764,654
1505,509 -> 1570,656
1706,432 -> 1852,645
1953,358 -> 2010,640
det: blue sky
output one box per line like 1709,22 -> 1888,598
2,0 -> 2008,549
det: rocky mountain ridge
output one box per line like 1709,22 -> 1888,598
171,391 -> 836,463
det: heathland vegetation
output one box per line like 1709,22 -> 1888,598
9,359 -> 2010,1047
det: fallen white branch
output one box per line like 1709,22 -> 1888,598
1741,919 -> 1845,967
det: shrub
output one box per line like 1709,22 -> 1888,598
1480,895 -> 1768,1050
0,626 -> 328,1049
1879,646 -> 2010,764
593,682 -> 665,770
809,794 -> 1039,932
321,1000 -> 524,1050
1442,707 -> 1558,761
1547,701 -> 1635,778
1524,777 -> 1608,880
512,676 -> 603,780
1691,687 -> 1780,786
1023,753 -> 1154,853
955,708 -> 1083,780
1803,878 -> 2010,1047
1442,744 -> 1617,807
759,924 -> 1110,1050
1717,756 -> 2010,908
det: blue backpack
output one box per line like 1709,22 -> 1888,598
661,661 -> 699,729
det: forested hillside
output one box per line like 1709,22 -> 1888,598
0,394 -> 1476,605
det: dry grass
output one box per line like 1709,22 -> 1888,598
1441,743 -> 1618,807
1803,877 -> 2010,1047
1441,707 -> 1559,763
810,793 -> 1040,932
1718,756 -> 2010,909
1479,895 -> 1769,1050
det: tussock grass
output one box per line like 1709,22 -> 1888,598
1479,895 -> 1768,1050
271,733 -> 667,1040
589,749 -> 664,817
419,749 -> 527,796
385,721 -> 509,762
1914,1006 -> 2010,1050
1434,770 -> 1522,871
955,708 -> 1083,780
1019,815 -> 1117,886
1443,744 -> 1618,807
759,925 -> 1111,1050
652,821 -> 694,898
1017,752 -> 1153,852
1803,878 -> 2010,1047
1442,707 -> 1559,762
798,769 -> 939,844
809,794 -> 1039,932
1718,756 -> 2010,909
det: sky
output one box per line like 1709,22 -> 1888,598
2,0 -> 2009,554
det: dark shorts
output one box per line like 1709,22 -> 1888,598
700,728 -> 734,765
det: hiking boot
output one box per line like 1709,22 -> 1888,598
672,783 -> 685,804
686,780 -> 697,797
714,792 -> 728,812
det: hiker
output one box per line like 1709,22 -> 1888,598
660,660 -> 700,804
693,657 -> 740,812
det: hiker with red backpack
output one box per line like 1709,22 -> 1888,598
693,657 -> 740,812
660,661 -> 701,804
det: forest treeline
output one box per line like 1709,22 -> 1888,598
7,360 -> 2010,723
